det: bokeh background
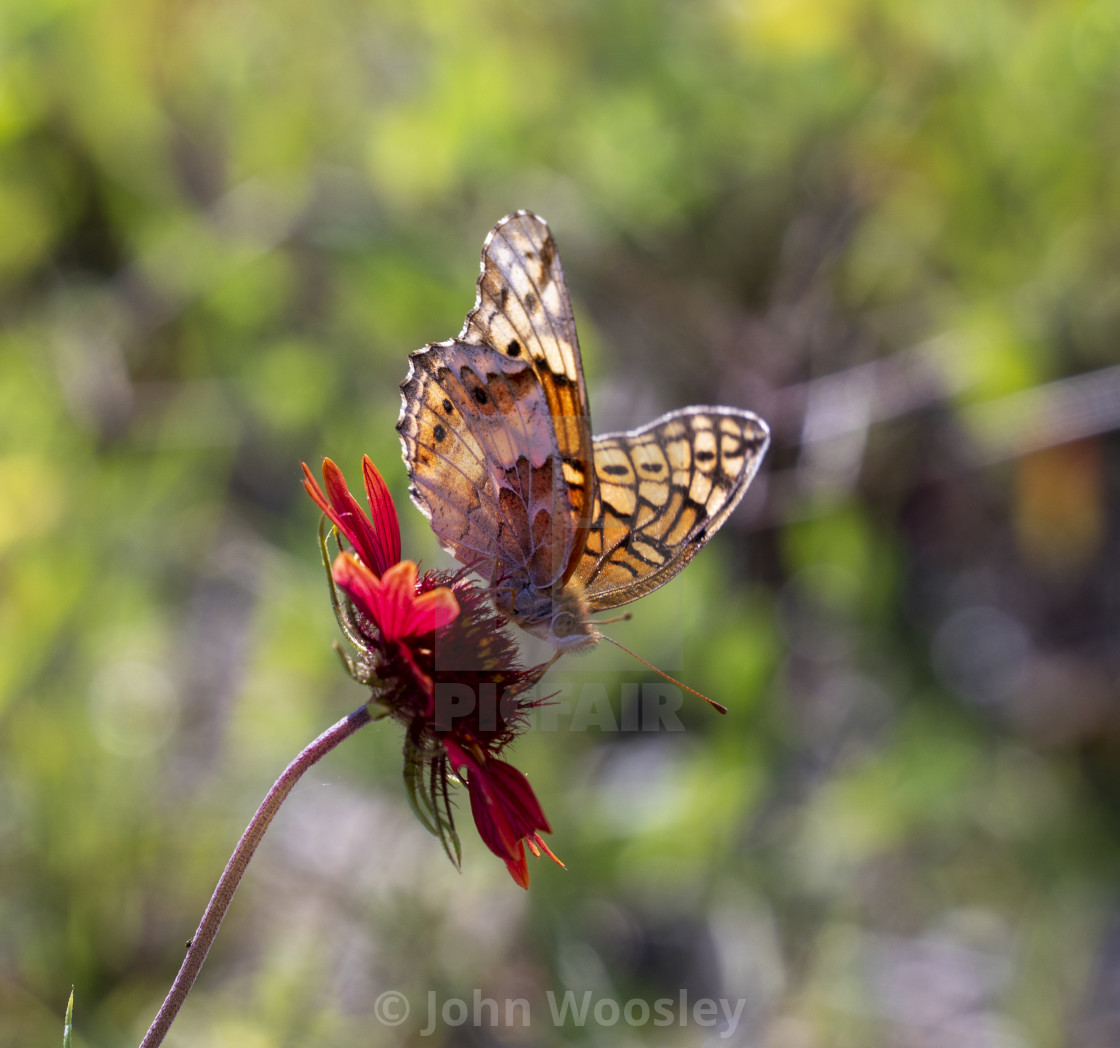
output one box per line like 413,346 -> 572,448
3,1 -> 1120,1045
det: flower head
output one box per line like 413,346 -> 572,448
303,456 -> 561,887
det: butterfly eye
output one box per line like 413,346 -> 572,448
551,611 -> 576,637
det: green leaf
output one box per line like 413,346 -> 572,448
62,988 -> 73,1048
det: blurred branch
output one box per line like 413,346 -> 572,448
766,343 -> 1120,516
961,363 -> 1120,465
779,335 -> 975,497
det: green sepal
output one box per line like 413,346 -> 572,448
403,731 -> 461,869
318,517 -> 369,651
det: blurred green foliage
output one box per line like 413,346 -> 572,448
2,0 -> 1120,1045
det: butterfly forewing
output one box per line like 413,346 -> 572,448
573,407 -> 770,611
463,211 -> 594,582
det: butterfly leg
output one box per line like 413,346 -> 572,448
487,584 -> 518,618
483,559 -> 519,618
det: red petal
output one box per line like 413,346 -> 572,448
467,771 -> 523,861
372,560 -> 420,641
331,552 -> 383,625
302,461 -> 332,516
445,744 -> 561,886
484,759 -> 552,836
447,744 -> 520,862
505,849 -> 531,889
362,457 -> 401,573
333,555 -> 458,643
400,587 -> 460,636
465,758 -> 547,857
320,459 -> 387,576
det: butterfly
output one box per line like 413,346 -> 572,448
397,210 -> 769,657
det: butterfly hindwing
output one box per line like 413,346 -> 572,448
573,407 -> 770,611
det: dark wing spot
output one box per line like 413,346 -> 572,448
602,464 -> 629,476
433,423 -> 446,442
499,286 -> 509,307
640,462 -> 665,474
473,387 -> 488,405
539,237 -> 556,271
696,450 -> 716,462
506,340 -> 522,357
505,366 -> 539,401
442,398 -> 454,413
524,291 -> 538,313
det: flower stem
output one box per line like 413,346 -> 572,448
138,703 -> 373,1048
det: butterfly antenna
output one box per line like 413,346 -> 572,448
601,635 -> 727,715
592,611 -> 632,627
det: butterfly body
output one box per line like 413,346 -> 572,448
398,211 -> 769,654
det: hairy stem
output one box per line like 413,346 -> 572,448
138,703 -> 373,1048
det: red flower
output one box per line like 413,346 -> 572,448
444,740 -> 563,889
303,456 -> 562,888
